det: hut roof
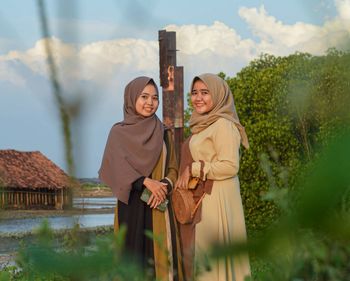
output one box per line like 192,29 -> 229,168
0,149 -> 74,190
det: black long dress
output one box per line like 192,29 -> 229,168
114,130 -> 184,281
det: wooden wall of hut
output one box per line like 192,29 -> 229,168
0,188 -> 71,210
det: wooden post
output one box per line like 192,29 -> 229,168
174,66 -> 184,155
0,189 -> 4,208
16,192 -> 19,207
54,191 -> 57,209
61,188 -> 64,209
158,30 -> 184,162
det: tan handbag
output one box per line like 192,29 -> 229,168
172,178 -> 206,224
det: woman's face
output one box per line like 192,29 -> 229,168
135,83 -> 159,117
191,80 -> 214,114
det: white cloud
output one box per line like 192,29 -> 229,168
2,37 -> 76,78
165,21 -> 256,59
239,3 -> 350,56
0,37 -> 158,89
1,0 -> 350,89
163,21 -> 257,79
78,38 -> 158,81
0,61 -> 26,87
239,6 -> 320,47
335,0 -> 350,20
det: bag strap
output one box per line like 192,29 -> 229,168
190,192 -> 206,219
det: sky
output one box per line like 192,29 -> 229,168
0,0 -> 349,178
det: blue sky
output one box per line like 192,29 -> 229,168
0,0 -> 348,177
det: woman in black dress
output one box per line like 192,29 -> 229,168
99,76 -> 184,281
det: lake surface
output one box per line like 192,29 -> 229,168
73,197 -> 116,209
0,197 -> 116,235
0,213 -> 114,234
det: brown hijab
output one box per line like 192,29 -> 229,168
189,73 -> 249,149
98,76 -> 164,204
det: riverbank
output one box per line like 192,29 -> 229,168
0,207 -> 114,220
0,252 -> 15,269
0,225 -> 114,269
0,186 -> 114,220
74,186 -> 113,198
0,186 -> 115,269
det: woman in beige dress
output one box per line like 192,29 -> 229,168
175,73 -> 251,281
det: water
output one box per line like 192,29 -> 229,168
0,197 -> 116,266
0,197 -> 116,235
0,213 -> 114,234
73,197 -> 116,209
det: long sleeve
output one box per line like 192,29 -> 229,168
191,118 -> 240,181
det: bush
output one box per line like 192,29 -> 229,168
223,50 -> 350,232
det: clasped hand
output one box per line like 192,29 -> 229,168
143,178 -> 168,208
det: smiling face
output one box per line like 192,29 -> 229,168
191,79 -> 214,115
135,83 -> 159,117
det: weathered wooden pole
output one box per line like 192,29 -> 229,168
158,30 -> 184,162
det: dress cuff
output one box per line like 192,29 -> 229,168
161,177 -> 173,193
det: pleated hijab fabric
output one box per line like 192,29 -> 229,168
189,73 -> 249,149
99,76 -> 164,204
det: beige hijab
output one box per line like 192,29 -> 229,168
189,73 -> 249,149
99,77 -> 164,204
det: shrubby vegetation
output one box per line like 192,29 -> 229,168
229,49 -> 350,231
0,222 -> 146,281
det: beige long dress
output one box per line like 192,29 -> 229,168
189,118 -> 251,281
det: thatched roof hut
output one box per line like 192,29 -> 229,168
0,149 -> 76,209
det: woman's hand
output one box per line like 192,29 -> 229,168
143,178 -> 167,202
147,194 -> 163,209
175,165 -> 191,190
